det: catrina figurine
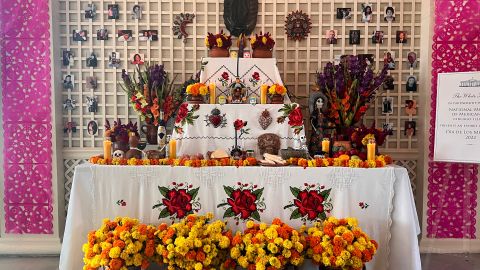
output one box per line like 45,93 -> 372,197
223,0 -> 258,37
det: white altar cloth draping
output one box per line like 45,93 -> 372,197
59,165 -> 421,270
171,104 -> 306,157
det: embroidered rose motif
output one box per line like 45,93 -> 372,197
153,182 -> 201,221
284,183 -> 333,223
217,182 -> 265,224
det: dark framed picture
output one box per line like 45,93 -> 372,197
117,30 -> 133,41
405,100 -> 417,116
132,5 -> 142,20
108,52 -> 120,68
396,31 -> 407,43
358,54 -> 374,66
85,3 -> 96,19
86,52 -> 97,67
406,76 -> 417,92
372,31 -> 384,44
404,121 -> 416,136
383,75 -> 395,90
384,51 -> 396,70
382,97 -> 393,114
87,120 -> 98,135
87,76 -> 97,89
139,30 -> 158,41
108,4 -> 119,19
384,6 -> 395,22
361,4 -> 373,23
383,122 -> 394,133
72,30 -> 87,42
62,50 -> 74,66
325,29 -> 337,45
408,51 -> 417,68
63,74 -> 74,90
336,8 -> 352,19
97,28 -> 108,40
349,30 -> 360,45
63,98 -> 76,110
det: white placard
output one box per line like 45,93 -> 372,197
434,71 -> 480,163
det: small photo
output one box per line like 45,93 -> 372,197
383,75 -> 395,90
336,8 -> 352,19
406,76 -> 417,92
64,121 -> 77,133
63,98 -> 76,110
361,4 -> 373,23
132,5 -> 142,20
358,54 -> 374,66
404,121 -> 416,137
108,52 -> 121,68
349,30 -> 360,45
117,30 -> 133,41
382,97 -> 393,114
86,52 -> 97,68
372,31 -> 384,44
97,28 -> 108,40
384,6 -> 395,22
86,96 -> 98,112
87,120 -> 98,135
139,30 -> 158,41
396,31 -> 407,43
85,3 -> 96,19
130,53 -> 145,65
62,50 -> 74,66
325,29 -> 337,45
384,51 -> 396,70
72,30 -> 87,42
87,76 -> 97,89
383,122 -> 394,132
405,100 -> 417,116
408,51 -> 417,68
63,74 -> 74,90
108,4 -> 119,19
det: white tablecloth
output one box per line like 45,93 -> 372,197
172,104 -> 306,157
59,165 -> 421,270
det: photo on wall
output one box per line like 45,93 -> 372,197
86,52 -> 97,68
336,8 -> 352,19
72,30 -> 87,42
87,120 -> 98,135
108,52 -> 120,68
383,75 -> 395,90
130,53 -> 145,65
396,31 -> 407,43
406,76 -> 417,92
349,30 -> 360,45
97,28 -> 108,40
63,74 -> 74,90
382,97 -> 393,114
62,50 -> 74,66
384,51 -> 396,70
372,30 -> 384,44
108,4 -> 119,19
384,6 -> 396,22
325,29 -> 337,45
405,100 -> 417,116
132,5 -> 142,20
85,3 -> 96,19
404,121 -> 416,137
361,4 -> 373,22
87,76 -> 97,89
117,30 -> 133,41
139,30 -> 158,41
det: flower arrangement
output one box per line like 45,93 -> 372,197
306,217 -> 378,269
186,83 -> 209,96
174,103 -> 200,134
226,218 -> 306,270
315,55 -> 388,139
204,30 -> 232,49
267,84 -> 287,96
277,103 -> 304,135
288,155 -> 393,169
250,32 -> 275,50
104,119 -> 139,143
349,122 -> 393,150
155,213 -> 232,270
82,217 -> 157,270
120,64 -> 182,126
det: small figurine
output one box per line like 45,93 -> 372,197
125,135 -> 143,159
112,150 -> 125,159
227,77 -> 247,104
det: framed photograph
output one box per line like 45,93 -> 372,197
249,96 -> 257,105
384,6 -> 395,22
139,30 -> 158,41
404,121 -> 416,137
63,98 -> 76,110
405,100 -> 417,116
358,54 -> 374,66
408,51 -> 418,68
396,31 -> 407,43
62,50 -> 74,66
132,5 -> 142,20
96,28 -> 108,40
130,53 -> 145,65
86,52 -> 97,68
72,30 -> 87,42
361,4 -> 373,23
383,122 -> 394,132
85,3 -> 96,19
349,30 -> 360,45
86,96 -> 98,113
63,74 -> 74,90
372,31 -> 384,44
108,52 -> 120,68
87,76 -> 97,89
87,120 -> 98,135
325,29 -> 337,45
117,30 -> 132,41
406,76 -> 417,92
336,8 -> 352,19
383,75 -> 395,90
384,51 -> 396,70
108,4 -> 119,19
382,97 -> 393,114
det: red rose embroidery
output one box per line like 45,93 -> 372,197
288,107 -> 303,127
162,189 -> 192,219
227,189 -> 258,219
153,183 -> 200,220
293,190 -> 325,220
175,103 -> 189,123
285,184 -> 333,223
252,72 -> 260,81
233,119 -> 246,130
222,72 -> 229,80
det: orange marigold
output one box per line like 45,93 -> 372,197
109,258 -> 123,270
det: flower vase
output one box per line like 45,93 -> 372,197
187,95 -> 205,104
252,47 -> 273,58
269,94 -> 284,104
141,124 -> 158,145
209,47 -> 229,57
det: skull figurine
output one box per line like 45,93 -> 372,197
113,150 -> 125,159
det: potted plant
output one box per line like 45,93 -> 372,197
250,32 -> 275,58
185,82 -> 209,104
104,119 -> 139,153
266,83 -> 287,104
205,30 -> 232,57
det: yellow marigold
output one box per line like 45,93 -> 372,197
194,262 -> 203,270
262,36 -> 268,44
283,239 -> 293,249
256,262 -> 266,270
267,243 -> 279,254
230,247 -> 241,259
250,37 -> 256,45
199,85 -> 208,96
322,256 -> 331,266
362,134 -> 375,146
335,257 -> 346,267
109,246 -> 121,259
238,256 -> 249,268
204,37 -> 209,47
269,257 -> 281,268
259,223 -> 267,230
142,159 -> 150,165
246,220 -> 255,229
268,85 -> 276,95
216,37 -> 223,48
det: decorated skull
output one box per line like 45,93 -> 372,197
113,150 -> 125,159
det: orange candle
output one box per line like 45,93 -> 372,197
169,138 -> 177,159
209,83 -> 216,104
321,138 -> 330,154
367,139 -> 376,161
103,139 -> 112,160
260,85 -> 268,104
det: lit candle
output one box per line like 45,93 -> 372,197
103,139 -> 112,160
169,138 -> 177,159
367,139 -> 376,161
209,83 -> 216,104
321,138 -> 330,155
260,84 -> 268,104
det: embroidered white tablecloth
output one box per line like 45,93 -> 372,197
59,165 -> 421,270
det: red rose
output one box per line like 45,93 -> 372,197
222,72 -> 229,80
293,190 -> 325,220
252,72 -> 260,81
162,189 -> 193,219
227,189 -> 258,219
176,103 -> 189,123
233,119 -> 246,131
288,107 -> 303,127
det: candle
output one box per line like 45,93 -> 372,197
209,83 -> 216,104
103,139 -> 112,160
367,139 -> 376,161
321,138 -> 330,155
260,85 -> 268,104
169,138 -> 177,159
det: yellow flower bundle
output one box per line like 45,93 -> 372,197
186,83 -> 209,97
267,84 -> 287,96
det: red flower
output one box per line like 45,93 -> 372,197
227,189 -> 258,219
288,107 -> 303,127
222,72 -> 229,80
176,103 -> 189,123
162,189 -> 193,219
293,190 -> 325,220
252,72 -> 260,81
233,119 -> 246,131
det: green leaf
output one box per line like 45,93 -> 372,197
158,208 -> 170,219
223,186 -> 234,197
252,187 -> 264,198
188,187 -> 200,200
290,209 -> 302,220
283,204 -> 295,209
158,186 -> 169,197
318,212 -> 327,221
152,203 -> 163,209
290,186 -> 301,197
223,208 -> 235,218
251,211 -> 261,222
192,115 -> 200,120
320,189 -> 331,199
217,202 -> 228,208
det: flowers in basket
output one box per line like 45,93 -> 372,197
266,84 -> 287,96
306,216 -> 378,270
315,55 -> 388,139
82,217 -> 157,270
155,213 -> 232,270
204,30 -> 232,50
104,119 -> 139,143
250,32 -> 275,50
186,83 -> 209,96
225,218 -> 306,270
